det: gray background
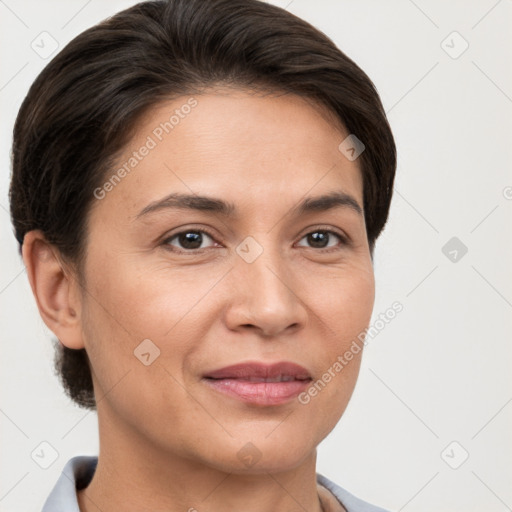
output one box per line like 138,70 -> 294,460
1,0 -> 511,510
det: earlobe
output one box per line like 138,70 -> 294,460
21,230 -> 85,350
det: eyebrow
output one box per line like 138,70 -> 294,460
135,190 -> 363,220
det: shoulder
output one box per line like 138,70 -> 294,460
316,473 -> 393,512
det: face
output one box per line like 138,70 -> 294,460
78,88 -> 375,473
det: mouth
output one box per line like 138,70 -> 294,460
202,361 -> 313,406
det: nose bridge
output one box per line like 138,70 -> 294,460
237,234 -> 289,294
229,234 -> 305,335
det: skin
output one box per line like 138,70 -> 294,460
23,88 -> 375,512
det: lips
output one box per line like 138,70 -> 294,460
203,361 -> 312,406
204,361 -> 312,381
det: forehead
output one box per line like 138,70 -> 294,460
91,88 -> 364,221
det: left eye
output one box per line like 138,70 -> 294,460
296,230 -> 346,250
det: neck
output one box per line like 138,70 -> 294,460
77,410 -> 325,512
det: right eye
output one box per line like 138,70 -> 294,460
161,228 -> 219,253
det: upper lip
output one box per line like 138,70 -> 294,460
204,361 -> 312,381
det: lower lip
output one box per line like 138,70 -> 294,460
203,378 -> 311,406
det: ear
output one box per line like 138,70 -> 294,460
22,230 -> 84,349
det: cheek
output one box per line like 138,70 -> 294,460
80,257 -> 217,397
79,266 -> 196,437
84,256 -> 199,341
300,264 -> 374,416
78,260 -> 172,394
307,261 -> 375,345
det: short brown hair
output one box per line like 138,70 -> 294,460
9,0 -> 396,410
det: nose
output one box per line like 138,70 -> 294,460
224,243 -> 308,338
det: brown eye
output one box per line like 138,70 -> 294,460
163,229 -> 216,252
296,230 -> 347,250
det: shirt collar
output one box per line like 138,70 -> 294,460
41,455 -> 97,512
41,455 -> 386,512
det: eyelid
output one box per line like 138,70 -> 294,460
297,224 -> 350,244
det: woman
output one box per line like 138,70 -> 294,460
9,0 -> 396,510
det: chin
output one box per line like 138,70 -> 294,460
206,428 -> 319,475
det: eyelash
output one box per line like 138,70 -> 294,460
161,226 -> 349,254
